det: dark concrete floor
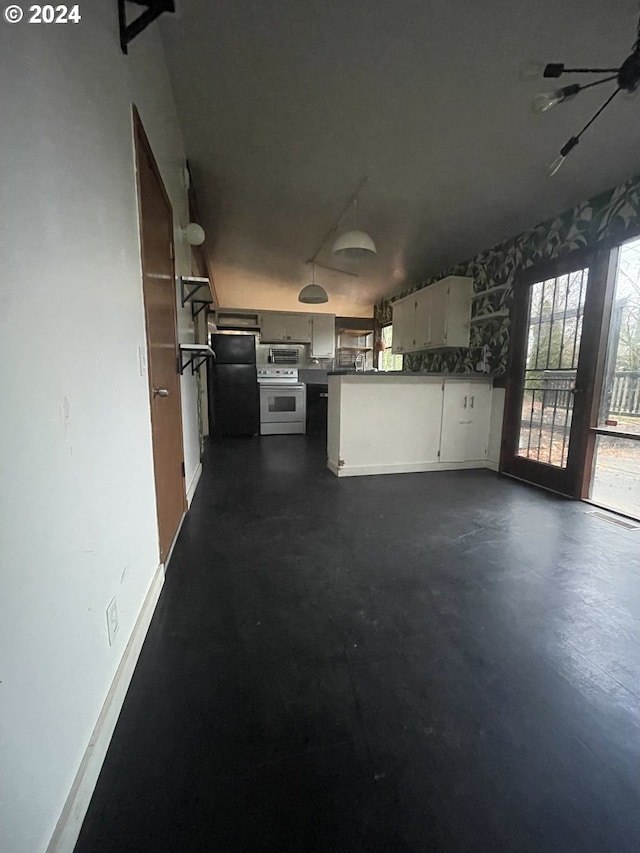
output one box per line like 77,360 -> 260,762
76,435 -> 640,852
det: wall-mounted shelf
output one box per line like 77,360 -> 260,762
179,276 -> 214,319
470,311 -> 509,323
469,284 -> 509,300
178,344 -> 215,375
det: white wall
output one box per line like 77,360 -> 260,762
213,262 -> 376,318
0,7 -> 199,852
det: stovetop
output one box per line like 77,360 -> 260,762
257,366 -> 300,384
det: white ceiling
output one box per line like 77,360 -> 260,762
160,0 -> 640,313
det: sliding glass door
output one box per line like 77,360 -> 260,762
588,237 -> 640,519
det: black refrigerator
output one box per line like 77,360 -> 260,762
209,334 -> 259,436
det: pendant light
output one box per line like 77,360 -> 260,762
298,263 -> 328,304
331,193 -> 377,259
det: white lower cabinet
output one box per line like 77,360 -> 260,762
327,375 -> 495,477
440,381 -> 492,463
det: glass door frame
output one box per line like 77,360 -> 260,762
584,239 -> 640,517
501,248 -> 614,498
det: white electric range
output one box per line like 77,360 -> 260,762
256,367 -> 306,435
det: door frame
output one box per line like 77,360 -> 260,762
500,247 -> 612,498
132,106 -> 187,560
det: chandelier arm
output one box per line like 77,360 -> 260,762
563,67 -> 621,74
574,86 -> 622,142
576,74 -> 620,93
308,261 -> 359,279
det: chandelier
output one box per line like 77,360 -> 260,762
527,13 -> 640,175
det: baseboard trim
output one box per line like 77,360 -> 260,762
46,562 -> 165,853
486,459 -> 499,472
328,459 -> 492,478
186,461 -> 202,507
327,457 -> 340,476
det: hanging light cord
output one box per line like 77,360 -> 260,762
307,176 -> 369,264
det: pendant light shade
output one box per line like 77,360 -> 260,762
331,190 -> 376,258
298,263 -> 328,304
298,283 -> 329,304
331,229 -> 377,258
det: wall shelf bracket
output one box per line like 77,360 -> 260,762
118,0 -> 175,55
178,344 -> 215,375
179,276 -> 214,319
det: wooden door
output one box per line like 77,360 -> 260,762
134,109 -> 186,562
501,250 -> 610,497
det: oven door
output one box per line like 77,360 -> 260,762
259,383 -> 306,430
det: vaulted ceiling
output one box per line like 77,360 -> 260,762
160,0 -> 640,314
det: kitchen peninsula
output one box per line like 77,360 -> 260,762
327,372 -> 505,478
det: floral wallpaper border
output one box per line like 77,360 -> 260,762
376,174 -> 640,375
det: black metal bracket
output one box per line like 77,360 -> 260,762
178,345 -> 215,375
119,0 -> 175,55
179,276 -> 213,320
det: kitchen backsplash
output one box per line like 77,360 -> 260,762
376,173 -> 640,376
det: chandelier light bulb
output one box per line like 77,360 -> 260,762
547,154 -> 566,177
520,61 -> 545,81
532,84 -> 580,115
547,136 -> 579,177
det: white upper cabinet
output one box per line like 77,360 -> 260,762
391,276 -> 472,353
261,312 -> 312,343
390,297 -> 413,354
413,288 -> 432,350
310,314 -> 336,358
427,280 -> 449,348
442,276 -> 473,348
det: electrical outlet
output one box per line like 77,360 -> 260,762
138,345 -> 147,377
106,597 -> 119,646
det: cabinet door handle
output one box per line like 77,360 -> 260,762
463,395 -> 468,409
470,395 -> 475,409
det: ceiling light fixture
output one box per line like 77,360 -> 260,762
331,181 -> 377,258
528,12 -> 640,175
181,222 -> 206,246
298,263 -> 328,304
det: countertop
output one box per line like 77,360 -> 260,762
298,369 -> 329,385
328,370 -> 494,381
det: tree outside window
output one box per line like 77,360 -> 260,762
379,325 -> 404,371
